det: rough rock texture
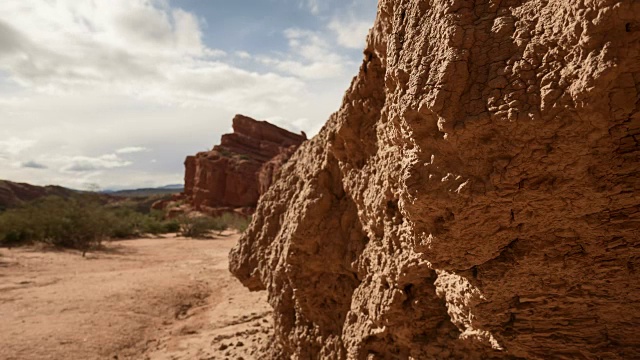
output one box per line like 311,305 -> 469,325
182,115 -> 305,214
258,145 -> 300,195
230,1 -> 640,359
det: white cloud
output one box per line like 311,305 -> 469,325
235,51 -> 251,59
0,0 -> 303,109
302,0 -> 320,14
116,146 -> 148,154
329,17 -> 371,49
257,28 -> 354,80
57,154 -> 132,173
0,137 -> 36,156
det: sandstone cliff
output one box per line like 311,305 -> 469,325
230,1 -> 640,359
179,115 -> 305,215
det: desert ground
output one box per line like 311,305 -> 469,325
0,233 -> 272,360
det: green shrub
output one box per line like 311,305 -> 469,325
178,216 -> 222,238
0,196 -> 111,253
0,194 -> 182,252
177,213 -> 253,238
219,213 -> 251,233
163,220 -> 181,233
0,194 -> 252,251
177,213 -> 251,238
141,218 -> 166,235
209,217 -> 228,235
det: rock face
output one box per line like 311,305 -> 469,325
182,115 -> 305,214
258,145 -> 299,195
230,1 -> 640,359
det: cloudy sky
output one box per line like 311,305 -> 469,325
0,0 -> 377,190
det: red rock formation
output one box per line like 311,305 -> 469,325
181,114 -> 305,215
230,1 -> 640,359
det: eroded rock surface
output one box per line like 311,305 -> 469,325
230,1 -> 640,359
178,114 -> 305,215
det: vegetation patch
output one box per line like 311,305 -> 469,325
0,195 -> 180,254
178,212 -> 251,238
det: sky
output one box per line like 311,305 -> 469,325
0,0 -> 378,190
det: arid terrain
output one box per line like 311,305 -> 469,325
0,233 -> 271,360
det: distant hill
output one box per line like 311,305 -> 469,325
0,180 -> 78,210
0,180 -> 184,212
103,184 -> 184,198
158,184 -> 183,190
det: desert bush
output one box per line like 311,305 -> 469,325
177,213 -> 251,238
209,216 -> 229,235
105,207 -> 173,238
178,215 -> 225,238
0,196 -> 110,252
162,220 -> 181,233
220,213 -> 251,233
104,208 -> 139,238
0,195 -> 182,251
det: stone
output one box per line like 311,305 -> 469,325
230,1 -> 640,359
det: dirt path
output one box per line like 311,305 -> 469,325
0,233 -> 272,360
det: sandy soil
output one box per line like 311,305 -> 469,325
0,233 -> 272,360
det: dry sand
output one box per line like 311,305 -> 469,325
0,233 -> 272,360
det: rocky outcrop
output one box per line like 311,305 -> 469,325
181,115 -> 305,215
230,1 -> 640,359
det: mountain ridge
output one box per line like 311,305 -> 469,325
0,180 -> 78,210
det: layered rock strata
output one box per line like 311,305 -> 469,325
180,114 -> 305,215
230,0 -> 640,359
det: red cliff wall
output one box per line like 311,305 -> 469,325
183,114 -> 305,214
